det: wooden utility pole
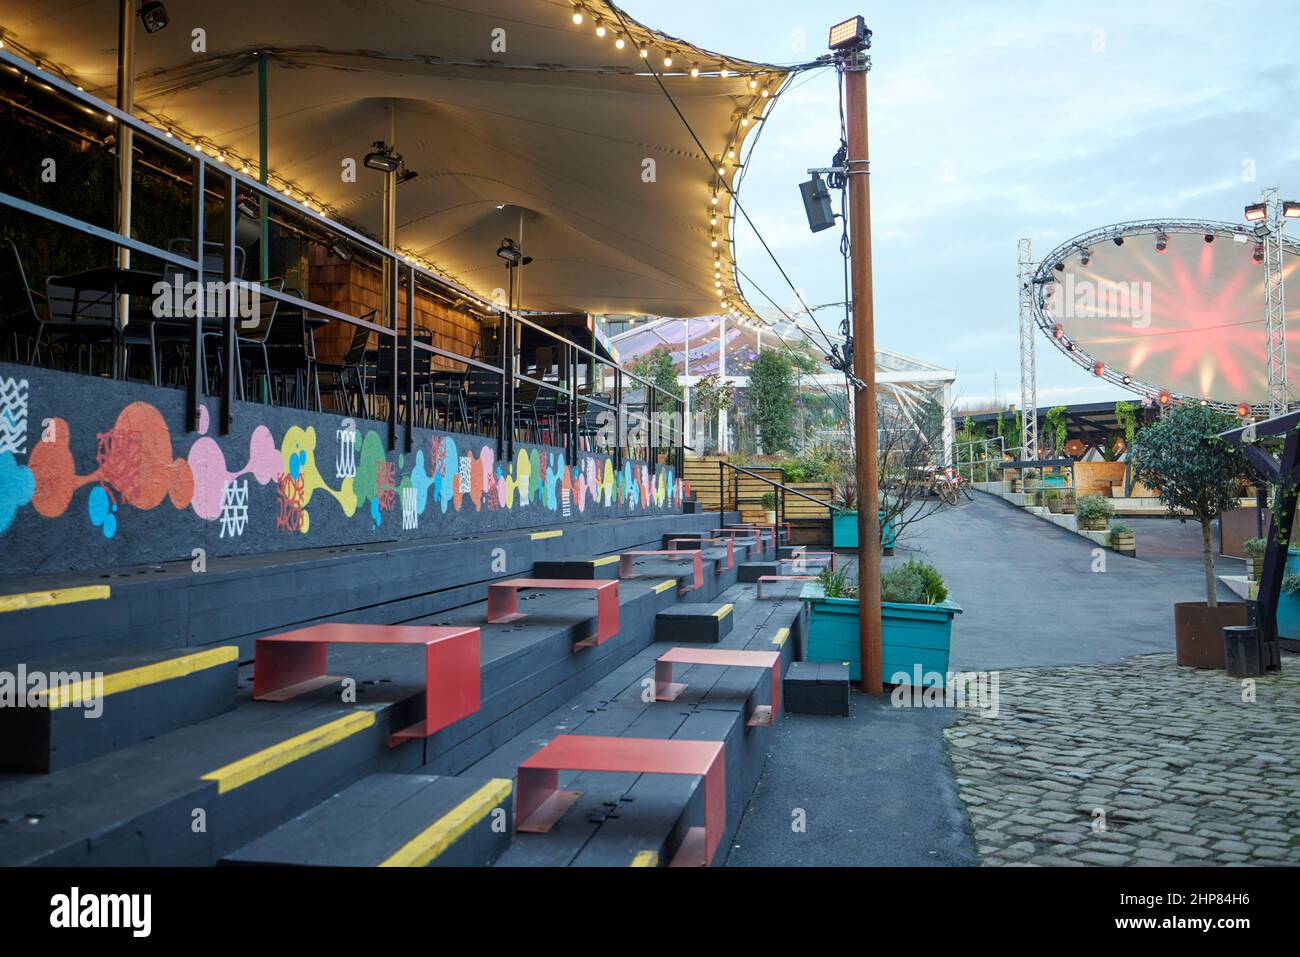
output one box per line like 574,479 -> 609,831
842,29 -> 883,694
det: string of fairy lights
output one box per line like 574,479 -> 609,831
2,11 -> 807,324
565,2 -> 792,335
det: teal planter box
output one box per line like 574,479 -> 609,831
1277,550 -> 1300,640
801,583 -> 961,686
1042,475 -> 1066,488
831,510 -> 896,550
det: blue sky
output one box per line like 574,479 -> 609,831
623,0 -> 1300,408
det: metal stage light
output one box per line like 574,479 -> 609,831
1155,233 -> 1169,252
138,1 -> 169,34
1204,233 -> 1215,243
1253,242 -> 1265,264
364,142 -> 402,173
1244,202 -> 1268,222
496,237 -> 532,268
828,15 -> 871,51
1079,247 -> 1091,266
1284,201 -> 1300,219
1113,236 -> 1124,246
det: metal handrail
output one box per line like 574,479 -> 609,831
715,460 -> 842,537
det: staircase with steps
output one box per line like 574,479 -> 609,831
0,510 -> 816,867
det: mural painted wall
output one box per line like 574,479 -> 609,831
0,363 -> 685,579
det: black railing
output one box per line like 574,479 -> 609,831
716,460 -> 841,532
0,49 -> 685,473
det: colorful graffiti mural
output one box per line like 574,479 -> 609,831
0,381 -> 683,550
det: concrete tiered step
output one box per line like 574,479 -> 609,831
0,644 -> 239,773
222,773 -> 513,867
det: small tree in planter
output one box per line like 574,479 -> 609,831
1022,467 -> 1040,490
1075,494 -> 1114,531
1242,537 -> 1266,582
1044,488 -> 1063,514
760,490 -> 778,525
1129,403 -> 1248,667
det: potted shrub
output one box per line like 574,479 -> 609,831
801,559 -> 962,686
1107,524 -> 1136,555
1130,403 -> 1248,668
760,491 -> 778,525
1044,488 -> 1063,514
1022,467 -> 1040,491
1060,488 -> 1077,514
1075,494 -> 1114,531
1242,537 -> 1266,582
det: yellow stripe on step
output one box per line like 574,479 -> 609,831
38,646 -> 238,710
630,850 -> 660,867
379,778 -> 513,867
771,627 -> 789,647
201,712 -> 376,795
653,579 -> 677,594
713,604 -> 734,619
589,555 -> 620,567
0,585 -> 110,614
530,529 -> 564,540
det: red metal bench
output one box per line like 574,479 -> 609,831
252,623 -> 480,747
654,647 -> 782,728
726,523 -> 775,552
487,578 -> 619,650
666,536 -> 734,571
619,550 -> 704,592
756,574 -> 817,599
515,734 -> 726,866
781,549 -> 835,572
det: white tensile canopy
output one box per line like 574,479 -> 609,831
2,0 -> 791,317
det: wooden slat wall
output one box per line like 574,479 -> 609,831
784,482 -> 834,519
307,245 -> 481,370
683,458 -> 785,511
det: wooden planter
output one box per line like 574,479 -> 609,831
1110,531 -> 1136,555
1078,516 -> 1109,531
802,583 -> 962,686
1246,557 -> 1263,582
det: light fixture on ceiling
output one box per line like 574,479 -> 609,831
138,1 -> 169,34
363,141 -> 402,173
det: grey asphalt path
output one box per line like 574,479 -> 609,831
730,491 -> 1236,867
902,492 -> 1238,672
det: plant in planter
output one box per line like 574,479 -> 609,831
1075,494 -> 1114,531
1130,403 -> 1248,668
760,490 -> 778,525
1022,467 -> 1040,490
803,559 -> 961,685
1107,523 -> 1136,555
1242,537 -> 1267,582
1044,488 -> 1063,514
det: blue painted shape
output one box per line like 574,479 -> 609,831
1276,550 -> 1300,639
0,451 -> 35,534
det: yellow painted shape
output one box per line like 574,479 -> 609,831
40,645 -> 237,710
530,529 -> 564,540
772,627 -> 790,647
589,555 -> 620,567
713,603 -> 734,619
630,850 -> 660,867
0,584 -> 110,614
653,579 -> 677,594
378,778 -> 513,867
201,712 -> 376,794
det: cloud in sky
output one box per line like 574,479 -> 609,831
622,0 -> 1300,407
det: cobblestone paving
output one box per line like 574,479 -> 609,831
944,654 -> 1300,866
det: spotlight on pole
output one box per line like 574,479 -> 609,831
799,173 -> 836,233
1244,202 -> 1268,222
1093,361 -> 1105,377
1237,402 -> 1251,418
1122,374 -> 1132,385
828,15 -> 871,51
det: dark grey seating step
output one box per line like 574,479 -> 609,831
784,661 -> 850,717
738,562 -> 779,583
0,644 -> 239,773
532,556 -> 621,580
221,772 -> 513,867
654,603 -> 735,643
